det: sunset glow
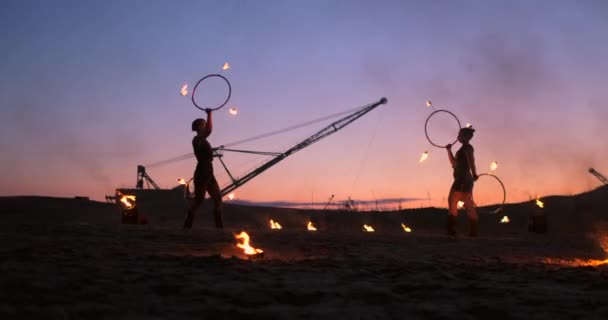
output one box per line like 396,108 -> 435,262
1,1 -> 605,209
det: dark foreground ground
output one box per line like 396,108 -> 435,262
1,221 -> 607,320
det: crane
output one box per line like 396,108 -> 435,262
589,168 -> 608,185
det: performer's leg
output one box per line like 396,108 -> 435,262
447,189 -> 460,236
464,192 -> 478,237
184,180 -> 207,229
207,177 -> 223,229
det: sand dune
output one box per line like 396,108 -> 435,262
1,186 -> 607,319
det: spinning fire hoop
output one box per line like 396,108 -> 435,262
475,173 -> 506,213
424,109 -> 462,148
191,74 -> 232,111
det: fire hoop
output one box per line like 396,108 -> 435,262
424,109 -> 462,148
475,173 -> 506,213
191,74 -> 232,111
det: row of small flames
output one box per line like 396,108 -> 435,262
116,192 -> 547,258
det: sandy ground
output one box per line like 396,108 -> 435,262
0,187 -> 608,319
1,222 -> 607,319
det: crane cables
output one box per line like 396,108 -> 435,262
145,104 -> 368,169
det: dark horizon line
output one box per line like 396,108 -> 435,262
227,197 -> 424,208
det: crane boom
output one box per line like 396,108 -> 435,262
589,168 -> 608,185
218,97 -> 388,196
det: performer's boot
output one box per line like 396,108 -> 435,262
183,210 -> 194,229
447,215 -> 457,236
468,219 -> 478,237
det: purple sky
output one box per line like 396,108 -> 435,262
1,0 -> 607,208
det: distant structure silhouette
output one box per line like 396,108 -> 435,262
589,168 -> 608,185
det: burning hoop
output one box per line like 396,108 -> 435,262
475,173 -> 506,213
191,74 -> 232,111
424,109 -> 462,148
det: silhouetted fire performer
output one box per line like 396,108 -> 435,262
446,127 -> 478,237
184,109 -> 223,229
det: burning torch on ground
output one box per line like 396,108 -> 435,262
235,231 -> 264,259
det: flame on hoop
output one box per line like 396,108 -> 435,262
180,83 -> 188,96
229,107 -> 238,116
222,62 -> 230,70
426,100 -> 432,107
457,201 -> 465,209
401,223 -> 412,232
419,151 -> 429,163
177,178 -> 186,185
490,161 -> 498,171
363,224 -> 375,232
500,216 -> 510,224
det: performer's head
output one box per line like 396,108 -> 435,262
191,118 -> 207,132
458,127 -> 475,143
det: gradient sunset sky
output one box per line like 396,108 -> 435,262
1,0 -> 607,208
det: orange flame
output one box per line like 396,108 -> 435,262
457,201 -> 465,209
536,196 -> 544,208
401,223 -> 412,232
270,219 -> 282,230
465,123 -> 473,128
222,62 -> 230,70
500,216 -> 510,224
490,161 -> 498,171
229,107 -> 238,116
542,258 -> 608,267
120,194 -> 136,209
419,151 -> 429,163
307,221 -> 317,231
177,178 -> 186,185
425,100 -> 432,107
235,231 -> 263,255
180,83 -> 188,96
363,224 -> 375,232
227,193 -> 235,200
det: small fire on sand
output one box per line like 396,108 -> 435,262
419,151 -> 429,163
177,178 -> 186,185
457,201 -> 465,209
235,231 -> 264,257
180,83 -> 188,96
222,62 -> 230,70
536,196 -> 544,208
307,221 -> 317,231
490,161 -> 498,171
229,107 -> 238,116
270,219 -> 282,230
401,223 -> 412,233
500,216 -> 510,224
363,224 -> 375,232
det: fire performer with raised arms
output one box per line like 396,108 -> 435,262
446,127 -> 479,237
184,108 -> 223,229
